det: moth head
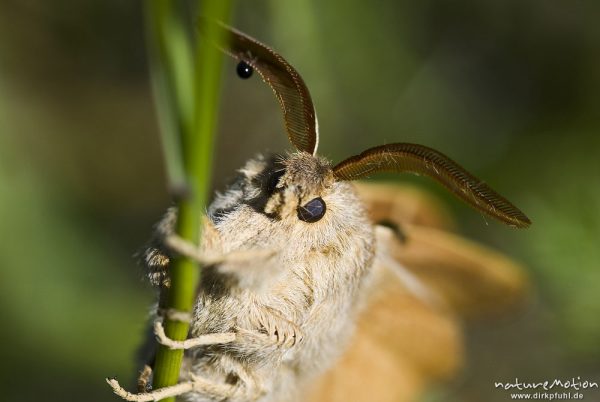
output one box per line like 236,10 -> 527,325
208,151 -> 370,267
202,20 -> 531,229
261,152 -> 334,222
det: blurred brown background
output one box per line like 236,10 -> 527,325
0,1 -> 598,401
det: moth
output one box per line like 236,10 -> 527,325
108,22 -> 530,402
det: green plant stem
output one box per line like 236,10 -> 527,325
145,0 -> 194,193
146,1 -> 234,402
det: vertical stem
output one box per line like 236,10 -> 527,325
145,1 -> 234,401
145,0 -> 194,193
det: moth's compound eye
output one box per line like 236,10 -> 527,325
297,197 -> 326,223
266,170 -> 285,194
236,61 -> 253,79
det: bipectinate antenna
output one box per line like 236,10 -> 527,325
333,143 -> 531,228
199,19 -> 319,155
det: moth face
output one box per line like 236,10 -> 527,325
262,152 -> 335,222
208,152 -> 368,245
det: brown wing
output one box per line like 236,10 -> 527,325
384,225 -> 528,316
334,143 -> 531,228
369,224 -> 528,319
354,182 -> 528,315
353,181 -> 456,230
198,20 -> 318,154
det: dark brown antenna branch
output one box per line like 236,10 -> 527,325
334,143 -> 531,228
200,19 -> 319,155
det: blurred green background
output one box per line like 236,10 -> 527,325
0,1 -> 598,401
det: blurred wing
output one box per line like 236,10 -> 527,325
354,181 -> 528,315
378,224 -> 528,317
334,143 -> 531,228
353,181 -> 456,230
198,19 -> 318,154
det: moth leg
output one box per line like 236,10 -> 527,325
164,233 -> 276,266
264,316 -> 303,348
217,355 -> 266,401
144,247 -> 171,287
236,371 -> 264,401
237,310 -> 303,349
142,207 -> 178,288
107,375 -> 236,402
107,377 -> 196,402
136,364 -> 153,393
154,319 -> 236,350
188,374 -> 237,399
